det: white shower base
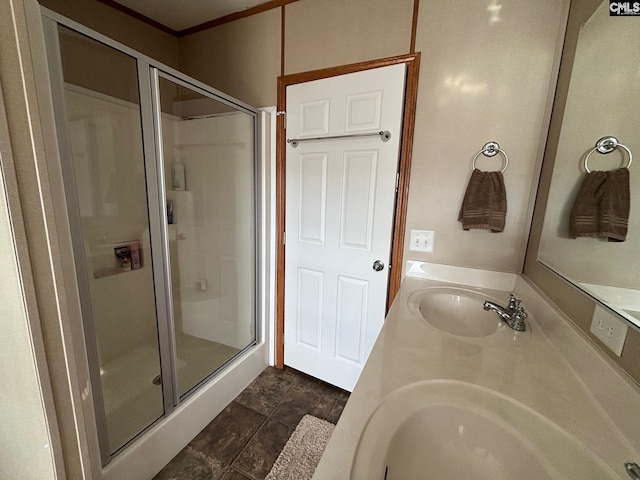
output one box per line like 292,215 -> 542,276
100,345 -> 165,452
174,332 -> 240,396
100,342 -> 266,480
100,334 -> 243,453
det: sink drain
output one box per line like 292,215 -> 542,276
152,375 -> 162,385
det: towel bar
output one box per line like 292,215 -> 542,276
287,130 -> 391,148
584,136 -> 633,173
472,141 -> 509,173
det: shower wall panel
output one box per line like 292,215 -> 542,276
157,75 -> 256,398
65,87 -> 158,366
162,113 -> 255,350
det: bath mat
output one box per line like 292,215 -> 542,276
265,415 -> 335,480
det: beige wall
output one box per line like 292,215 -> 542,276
59,26 -> 141,103
0,85 -> 57,480
525,0 -> 640,384
284,0 -> 414,74
39,0 -> 179,68
0,0 -> 96,477
404,0 -> 566,273
178,0 -> 414,107
178,9 -> 281,108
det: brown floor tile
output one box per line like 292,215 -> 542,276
221,468 -> 251,480
272,366 -> 304,383
153,445 -> 227,480
291,370 -> 339,395
270,385 -> 336,427
334,388 -> 351,403
326,399 -> 346,424
156,368 -> 348,479
290,370 -> 351,401
191,402 -> 266,464
232,419 -> 292,480
234,367 -> 297,416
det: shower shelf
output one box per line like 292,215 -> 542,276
90,240 -> 145,279
93,266 -> 145,279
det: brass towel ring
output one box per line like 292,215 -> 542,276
584,136 -> 633,173
472,141 -> 509,173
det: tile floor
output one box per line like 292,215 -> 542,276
154,366 -> 350,480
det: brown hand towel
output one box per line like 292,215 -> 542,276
569,167 -> 630,242
458,169 -> 507,232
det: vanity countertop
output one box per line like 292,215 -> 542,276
313,267 -> 640,479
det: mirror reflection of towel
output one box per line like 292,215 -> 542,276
569,167 -> 630,242
458,169 -> 507,232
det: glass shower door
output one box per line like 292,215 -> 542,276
45,13 -> 261,465
154,74 -> 257,398
53,26 -> 164,454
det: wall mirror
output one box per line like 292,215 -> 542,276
537,0 -> 640,331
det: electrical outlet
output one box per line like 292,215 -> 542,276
590,304 -> 628,356
410,229 -> 434,253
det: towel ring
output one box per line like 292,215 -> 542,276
472,141 -> 509,173
584,136 -> 633,173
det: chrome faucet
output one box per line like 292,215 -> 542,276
483,294 -> 528,331
626,462 -> 640,480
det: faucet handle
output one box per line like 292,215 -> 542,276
513,299 -> 528,320
510,297 -> 528,331
514,304 -> 527,319
507,293 -> 518,311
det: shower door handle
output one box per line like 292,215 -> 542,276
372,260 -> 385,272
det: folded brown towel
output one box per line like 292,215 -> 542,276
569,167 -> 630,242
458,169 -> 507,232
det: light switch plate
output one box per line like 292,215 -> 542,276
590,304 -> 628,356
410,230 -> 434,253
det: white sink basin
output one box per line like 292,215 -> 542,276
350,381 -> 618,480
409,287 -> 503,337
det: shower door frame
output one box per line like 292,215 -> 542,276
41,7 -> 262,466
148,67 -> 263,408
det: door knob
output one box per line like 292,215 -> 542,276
372,260 -> 385,271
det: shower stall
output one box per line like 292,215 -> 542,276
40,9 -> 268,469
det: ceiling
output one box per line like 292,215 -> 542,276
111,0 -> 274,32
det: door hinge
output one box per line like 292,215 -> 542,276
395,172 -> 400,192
283,231 -> 286,246
277,111 -> 286,130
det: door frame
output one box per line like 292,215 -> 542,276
276,53 -> 421,368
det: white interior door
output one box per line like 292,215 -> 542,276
284,64 -> 406,391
